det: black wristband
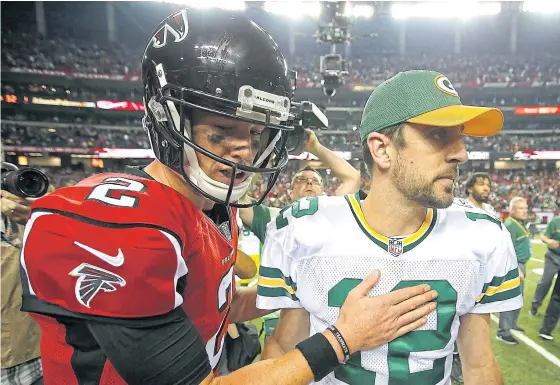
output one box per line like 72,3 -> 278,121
327,325 -> 351,362
296,333 -> 340,382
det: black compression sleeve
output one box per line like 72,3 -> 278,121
87,310 -> 211,385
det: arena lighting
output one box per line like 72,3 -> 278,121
31,97 -> 96,108
391,1 -> 502,19
18,156 -> 29,166
468,151 -> 490,161
344,3 -> 374,19
263,1 -> 321,19
514,106 -> 560,115
94,148 -> 156,159
91,158 -> 105,168
514,150 -> 560,160
158,0 -> 246,11
522,0 -> 560,14
96,100 -> 145,111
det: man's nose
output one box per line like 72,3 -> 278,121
448,136 -> 469,165
229,136 -> 254,163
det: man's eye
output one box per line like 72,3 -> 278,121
208,133 -> 226,143
432,130 -> 448,141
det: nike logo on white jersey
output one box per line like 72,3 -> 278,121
74,241 -> 124,267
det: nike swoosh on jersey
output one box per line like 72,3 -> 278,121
74,241 -> 125,267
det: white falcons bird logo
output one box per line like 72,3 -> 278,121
151,9 -> 189,49
69,263 -> 126,308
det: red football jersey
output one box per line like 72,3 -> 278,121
21,171 -> 238,384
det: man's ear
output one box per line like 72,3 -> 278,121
367,132 -> 393,171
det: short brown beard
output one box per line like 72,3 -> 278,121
391,153 -> 455,209
472,189 -> 489,204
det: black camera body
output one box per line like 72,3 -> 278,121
286,101 -> 329,156
319,51 -> 348,99
315,2 -> 352,98
1,162 -> 50,198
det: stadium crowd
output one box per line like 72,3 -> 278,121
1,123 -> 150,149
295,52 -> 560,86
248,167 -> 559,213
2,82 -> 141,103
2,112 -> 142,126
35,163 -> 558,216
2,7 -> 560,385
2,121 -> 559,152
320,132 -> 560,152
3,81 -> 560,108
1,30 -> 140,75
3,28 -> 560,88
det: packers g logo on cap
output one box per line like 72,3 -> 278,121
434,74 -> 459,98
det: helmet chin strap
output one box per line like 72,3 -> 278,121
175,108 -> 252,202
184,150 -> 253,203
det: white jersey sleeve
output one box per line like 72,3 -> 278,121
256,204 -> 303,310
470,222 -> 523,314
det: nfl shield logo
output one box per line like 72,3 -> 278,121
388,237 -> 404,257
218,221 -> 232,242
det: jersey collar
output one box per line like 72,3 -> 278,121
124,165 -> 155,180
345,192 -> 438,255
508,216 -> 530,237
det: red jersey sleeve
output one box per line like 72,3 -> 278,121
21,173 -> 190,319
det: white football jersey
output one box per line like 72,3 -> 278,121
457,197 -> 500,219
482,203 -> 500,219
257,193 -> 522,385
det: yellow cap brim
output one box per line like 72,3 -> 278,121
407,105 -> 504,137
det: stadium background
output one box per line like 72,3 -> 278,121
1,1 -> 558,384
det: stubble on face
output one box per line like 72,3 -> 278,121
391,152 -> 457,209
472,188 -> 489,204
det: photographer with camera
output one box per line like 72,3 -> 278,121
1,161 -> 50,385
1,190 -> 35,226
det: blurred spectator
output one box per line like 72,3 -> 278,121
295,52 -> 560,88
2,123 -> 558,152
2,123 -> 149,149
1,29 -> 140,75
1,189 -> 43,385
3,28 -> 559,87
2,83 -> 141,102
248,167 -> 559,214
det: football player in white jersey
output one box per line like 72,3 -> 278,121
256,70 -> 522,385
451,172 -> 499,384
465,172 -> 500,219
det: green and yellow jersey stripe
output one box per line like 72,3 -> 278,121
477,267 -> 521,304
257,266 -> 299,301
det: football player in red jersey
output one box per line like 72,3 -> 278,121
20,8 -> 438,385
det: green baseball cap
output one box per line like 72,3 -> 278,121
359,70 -> 504,143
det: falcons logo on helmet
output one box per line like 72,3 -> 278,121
69,263 -> 126,308
151,9 -> 189,49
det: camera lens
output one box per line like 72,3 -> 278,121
16,169 -> 49,197
1,168 -> 50,198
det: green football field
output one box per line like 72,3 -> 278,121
486,242 -> 560,385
